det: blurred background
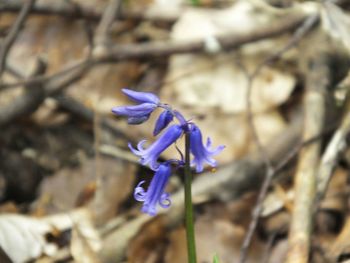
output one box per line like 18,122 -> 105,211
1,0 -> 350,262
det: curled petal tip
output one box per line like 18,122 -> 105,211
130,124 -> 183,170
189,124 -> 224,173
134,163 -> 172,216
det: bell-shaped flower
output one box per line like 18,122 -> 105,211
129,124 -> 183,170
189,124 -> 225,173
134,162 -> 172,216
153,110 -> 174,136
112,89 -> 160,125
112,103 -> 157,124
121,88 -> 160,104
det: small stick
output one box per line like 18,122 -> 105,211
0,0 -> 35,78
316,90 -> 350,203
285,54 -> 329,263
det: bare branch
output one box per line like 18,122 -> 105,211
0,0 -> 178,23
286,53 -> 330,263
316,90 -> 350,203
0,57 -> 45,125
0,13 -> 309,90
0,0 -> 35,78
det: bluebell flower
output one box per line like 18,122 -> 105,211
134,162 -> 172,216
122,88 -> 160,105
153,110 -> 174,136
111,89 -> 160,125
129,124 -> 183,170
189,124 -> 225,173
112,103 -> 157,124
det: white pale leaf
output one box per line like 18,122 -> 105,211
321,1 -> 350,53
0,214 -> 55,263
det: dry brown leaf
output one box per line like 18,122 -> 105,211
34,156 -> 136,224
320,168 -> 348,213
166,216 -> 265,263
127,216 -> 168,263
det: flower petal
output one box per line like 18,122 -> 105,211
153,110 -> 174,136
190,124 -> 224,173
127,115 -> 150,125
134,181 -> 147,201
134,163 -> 172,216
122,88 -> 160,104
112,103 -> 157,117
130,124 -> 184,170
159,193 -> 171,208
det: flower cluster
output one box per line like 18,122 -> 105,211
112,89 -> 224,216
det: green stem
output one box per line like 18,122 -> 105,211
184,132 -> 197,263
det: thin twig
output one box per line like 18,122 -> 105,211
94,0 -> 122,47
0,0 -> 35,78
315,91 -> 350,203
239,13 -> 319,263
0,58 -> 91,91
0,57 -> 46,125
0,0 -> 179,23
0,59 -> 91,126
91,0 -> 123,225
54,93 -> 131,140
0,14 -> 307,90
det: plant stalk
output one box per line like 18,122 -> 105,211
184,132 -> 197,263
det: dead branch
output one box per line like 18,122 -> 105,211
91,0 -> 124,226
0,0 -> 179,23
0,13 -> 309,90
0,58 -> 90,126
94,0 -> 122,48
0,57 -> 46,125
0,11 -> 311,127
53,94 -> 132,141
96,14 -> 309,63
0,0 -> 35,78
285,52 -> 330,263
316,90 -> 350,202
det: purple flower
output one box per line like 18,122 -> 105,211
153,110 -> 174,136
111,89 -> 160,125
122,88 -> 160,104
112,103 -> 157,124
189,124 -> 225,173
129,124 -> 183,170
134,162 -> 172,216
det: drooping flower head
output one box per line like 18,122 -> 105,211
189,124 -> 225,173
112,89 -> 160,124
129,124 -> 183,170
134,162 -> 172,216
112,88 -> 224,216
